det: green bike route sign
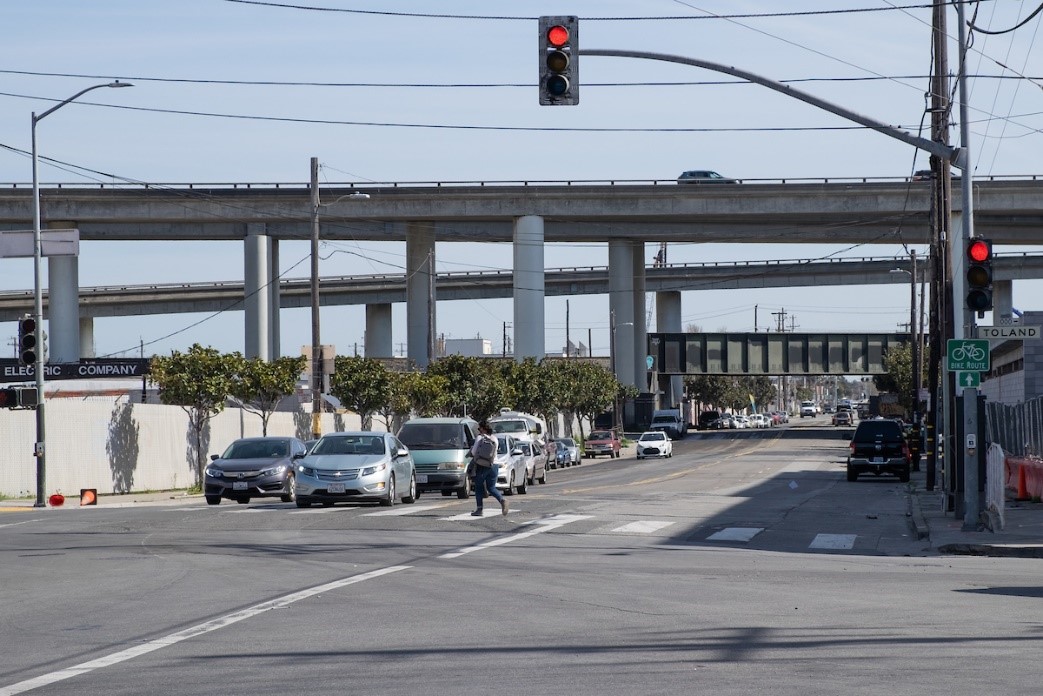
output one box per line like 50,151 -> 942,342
946,339 -> 990,372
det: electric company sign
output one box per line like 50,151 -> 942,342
0,359 -> 150,383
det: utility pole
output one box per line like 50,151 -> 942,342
772,308 -> 787,333
309,157 -> 322,440
566,299 -> 571,357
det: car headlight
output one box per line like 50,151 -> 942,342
361,462 -> 388,476
297,465 -> 315,476
205,467 -> 224,478
437,462 -> 466,470
260,464 -> 288,477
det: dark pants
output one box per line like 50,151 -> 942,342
474,464 -> 504,509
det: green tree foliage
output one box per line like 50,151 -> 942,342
875,343 -> 921,415
393,370 -> 451,421
426,354 -> 508,421
230,355 -> 307,436
555,360 -> 617,442
330,356 -> 392,429
149,344 -> 238,486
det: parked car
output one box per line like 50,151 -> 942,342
748,413 -> 769,429
494,434 -> 528,495
677,170 -> 738,184
517,440 -> 549,486
732,415 -> 750,429
635,431 -> 673,459
204,436 -> 308,505
584,429 -> 621,458
556,437 -> 580,466
845,418 -> 910,482
714,414 -> 736,430
650,409 -> 687,439
832,410 -> 853,427
294,431 -> 418,508
546,440 -> 570,469
697,410 -> 723,430
397,417 -> 479,499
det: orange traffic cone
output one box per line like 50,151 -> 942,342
1017,463 -> 1029,501
80,489 -> 97,506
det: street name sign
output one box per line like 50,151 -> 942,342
946,339 -> 990,372
977,325 -> 1040,340
0,358 -> 150,383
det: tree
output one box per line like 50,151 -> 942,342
149,344 -> 238,486
426,354 -> 508,421
684,375 -> 733,410
557,360 -> 616,442
875,343 -> 922,415
330,356 -> 393,429
230,355 -> 307,436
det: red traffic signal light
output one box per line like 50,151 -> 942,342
0,387 -> 18,408
18,314 -> 38,366
965,238 -> 993,313
538,16 -> 579,106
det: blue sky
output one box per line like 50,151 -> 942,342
2,1 -> 1042,360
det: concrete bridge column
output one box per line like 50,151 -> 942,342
365,303 -> 393,357
244,223 -> 269,360
608,240 -> 635,388
514,216 -> 545,361
406,222 -> 436,369
993,279 -> 1013,325
79,317 -> 95,358
269,237 -> 281,358
45,221 -> 79,363
656,290 -> 683,407
632,241 -> 647,392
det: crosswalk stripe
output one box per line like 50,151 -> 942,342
440,508 -> 518,521
809,533 -> 857,549
361,503 -> 452,517
611,520 -> 675,534
707,527 -> 763,542
439,514 -> 591,559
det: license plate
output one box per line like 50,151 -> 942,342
328,482 -> 345,494
416,474 -> 428,484
232,481 -> 248,491
871,457 -> 884,463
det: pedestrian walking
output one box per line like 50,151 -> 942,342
470,420 -> 509,517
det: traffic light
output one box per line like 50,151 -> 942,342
0,387 -> 18,408
539,16 -> 578,106
965,238 -> 993,313
18,314 -> 38,366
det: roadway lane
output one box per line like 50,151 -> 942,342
3,431 -> 1041,695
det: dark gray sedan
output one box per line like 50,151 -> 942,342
204,436 -> 308,505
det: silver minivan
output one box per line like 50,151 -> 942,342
396,417 -> 479,498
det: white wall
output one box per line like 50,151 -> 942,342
0,398 -> 361,498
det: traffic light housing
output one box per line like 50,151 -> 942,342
18,315 -> 38,366
539,16 -> 579,106
965,238 -> 993,314
0,387 -> 17,408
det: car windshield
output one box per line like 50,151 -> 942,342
222,440 -> 288,459
640,433 -> 666,441
491,420 -> 526,434
397,423 -> 466,449
651,416 -> 675,424
588,431 -> 612,440
560,438 -> 576,447
312,436 -> 385,456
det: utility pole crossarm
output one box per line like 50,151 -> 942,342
580,49 -> 961,166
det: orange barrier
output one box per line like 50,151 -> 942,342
80,489 -> 97,506
1005,456 -> 1043,500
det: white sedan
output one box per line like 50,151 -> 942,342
635,431 -> 673,459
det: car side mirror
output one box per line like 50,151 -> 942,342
210,454 -> 219,461
292,452 -> 305,460
396,447 -> 409,458
511,448 -> 523,456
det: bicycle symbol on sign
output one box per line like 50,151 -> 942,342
950,341 -> 987,363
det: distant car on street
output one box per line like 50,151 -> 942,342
677,169 -> 738,184
832,410 -> 853,427
585,430 -> 621,458
635,431 -> 673,459
204,436 -> 307,506
556,437 -> 580,466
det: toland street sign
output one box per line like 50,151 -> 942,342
977,325 -> 1040,341
946,339 -> 990,372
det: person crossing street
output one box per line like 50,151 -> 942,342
469,420 -> 509,517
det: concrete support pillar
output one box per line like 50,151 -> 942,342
45,221 -> 79,363
632,241 -> 647,392
993,279 -> 1013,325
514,216 -> 545,361
79,317 -> 95,359
365,303 -> 393,358
608,240 -> 635,388
406,222 -> 436,369
244,223 -> 269,360
656,290 -> 683,408
269,237 -> 281,358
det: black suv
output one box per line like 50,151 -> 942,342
846,419 -> 910,482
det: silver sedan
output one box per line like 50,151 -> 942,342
294,432 -> 419,508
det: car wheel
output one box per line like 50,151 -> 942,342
205,495 -> 221,506
847,468 -> 858,482
517,472 -> 527,495
527,472 -> 535,486
898,468 -> 911,483
402,472 -> 418,504
295,497 -> 312,508
504,472 -> 516,496
280,474 -> 296,503
456,476 -> 471,499
637,455 -> 643,460
380,474 -> 397,507
538,468 -> 547,484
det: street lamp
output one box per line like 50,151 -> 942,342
891,250 -> 921,469
31,81 -> 133,507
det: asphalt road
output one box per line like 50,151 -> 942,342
3,423 -> 1041,695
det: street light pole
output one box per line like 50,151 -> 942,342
310,157 -> 322,440
31,81 -> 132,507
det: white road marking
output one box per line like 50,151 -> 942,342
289,507 -> 351,514
361,503 -> 453,517
611,520 -> 675,534
809,533 -> 857,550
439,514 -> 591,559
440,508 -> 519,521
0,565 -> 411,696
707,527 -> 764,542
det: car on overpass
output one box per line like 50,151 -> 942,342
677,170 -> 738,184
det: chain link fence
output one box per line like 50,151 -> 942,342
986,395 -> 1043,457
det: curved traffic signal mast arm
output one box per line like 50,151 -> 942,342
579,49 -> 962,167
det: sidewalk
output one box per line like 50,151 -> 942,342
909,467 -> 1043,558
0,489 -> 201,510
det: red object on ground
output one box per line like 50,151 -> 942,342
1006,456 -> 1043,500
48,493 -> 65,507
